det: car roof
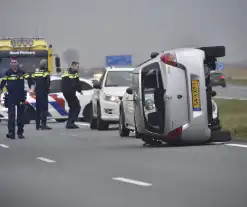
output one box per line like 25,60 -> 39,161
105,67 -> 135,72
50,75 -> 93,86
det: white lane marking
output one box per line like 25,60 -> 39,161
36,157 -> 56,163
225,144 -> 247,148
75,122 -> 90,126
0,144 -> 10,148
112,177 -> 152,187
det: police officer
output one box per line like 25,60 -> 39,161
0,57 -> 35,139
30,59 -> 52,130
61,61 -> 82,129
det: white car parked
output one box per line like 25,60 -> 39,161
90,67 -> 134,130
0,75 -> 94,123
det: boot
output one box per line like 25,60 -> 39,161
41,125 -> 52,130
18,134 -> 25,139
6,133 -> 15,139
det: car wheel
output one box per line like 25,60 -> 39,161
222,83 -> 226,88
83,103 -> 92,122
96,104 -> 109,130
23,104 -> 35,124
141,135 -> 162,146
90,106 -> 97,129
119,108 -> 130,137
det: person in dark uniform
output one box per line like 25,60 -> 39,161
61,61 -> 82,129
30,59 -> 52,130
0,57 -> 35,139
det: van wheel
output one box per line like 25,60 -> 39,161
97,104 -> 109,130
142,136 -> 162,146
134,125 -> 142,139
23,104 -> 35,124
119,109 -> 130,137
90,107 -> 97,129
83,103 -> 92,122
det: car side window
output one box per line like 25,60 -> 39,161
49,80 -> 62,93
80,81 -> 93,91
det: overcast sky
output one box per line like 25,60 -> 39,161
0,0 -> 246,67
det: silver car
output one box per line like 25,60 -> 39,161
118,47 -> 231,146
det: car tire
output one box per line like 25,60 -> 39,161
119,108 -> 130,137
222,83 -> 226,88
23,104 -> 35,124
83,103 -> 92,122
96,104 -> 109,130
90,107 -> 97,129
141,135 -> 162,146
198,46 -> 225,58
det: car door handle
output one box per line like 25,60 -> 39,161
177,95 -> 182,99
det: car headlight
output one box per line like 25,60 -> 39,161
103,94 -> 120,103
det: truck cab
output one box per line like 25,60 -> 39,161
120,47 -> 231,145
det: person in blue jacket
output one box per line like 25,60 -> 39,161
0,57 -> 35,139
31,59 -> 52,130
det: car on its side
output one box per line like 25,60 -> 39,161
117,47 -> 231,145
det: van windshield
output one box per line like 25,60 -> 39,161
0,57 -> 48,77
105,71 -> 133,87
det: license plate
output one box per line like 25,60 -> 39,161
191,80 -> 201,111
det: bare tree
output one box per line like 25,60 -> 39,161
62,48 -> 80,66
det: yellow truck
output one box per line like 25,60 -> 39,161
0,37 -> 61,77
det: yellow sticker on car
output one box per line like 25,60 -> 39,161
191,80 -> 201,111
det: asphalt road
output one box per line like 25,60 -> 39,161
0,122 -> 247,207
214,84 -> 247,99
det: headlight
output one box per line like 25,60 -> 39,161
17,39 -> 22,46
23,39 -> 28,46
28,39 -> 33,46
103,94 -> 119,103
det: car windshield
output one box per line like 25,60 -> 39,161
0,57 -> 48,77
105,71 -> 133,87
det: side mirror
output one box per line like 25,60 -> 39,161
56,68 -> 61,73
126,87 -> 133,94
55,56 -> 61,73
93,81 -> 101,89
55,56 -> 61,67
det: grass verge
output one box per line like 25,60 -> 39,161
227,79 -> 247,86
214,98 -> 247,140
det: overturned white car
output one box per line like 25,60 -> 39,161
118,46 -> 231,145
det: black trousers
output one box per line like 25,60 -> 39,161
8,102 -> 25,135
64,93 -> 81,125
36,94 -> 48,128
